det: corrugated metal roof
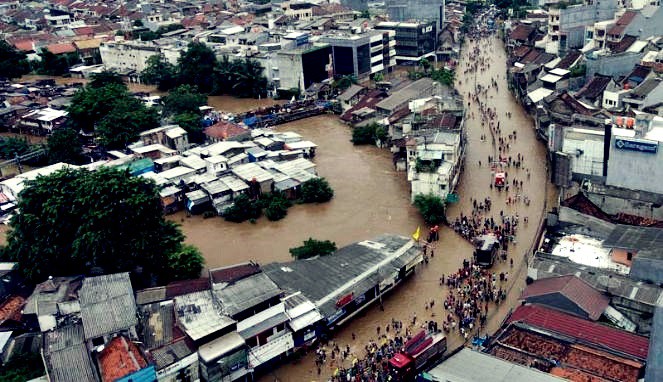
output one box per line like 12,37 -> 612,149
214,272 -> 282,317
508,305 -> 649,360
44,324 -> 99,382
603,224 -> 663,251
427,348 -> 564,382
79,273 -> 137,340
521,275 -> 609,320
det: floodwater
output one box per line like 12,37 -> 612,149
170,114 -> 424,266
174,37 -> 553,381
14,36 -> 554,381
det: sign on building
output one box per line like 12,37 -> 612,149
614,138 -> 658,154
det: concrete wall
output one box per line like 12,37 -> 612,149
611,248 -> 634,267
586,191 -> 663,220
606,135 -> 663,194
645,293 -> 663,382
276,52 -> 304,90
100,42 -> 162,73
630,256 -> 663,284
586,52 -> 644,79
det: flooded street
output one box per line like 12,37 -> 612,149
12,36 -> 555,380
175,36 -> 552,381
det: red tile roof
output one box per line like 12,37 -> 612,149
555,50 -> 582,70
46,42 -> 76,55
508,305 -> 649,360
14,40 -> 34,52
165,278 -> 210,299
509,24 -> 534,42
210,263 -> 261,284
204,121 -> 248,140
607,11 -> 637,36
511,45 -> 531,59
0,296 -> 24,323
73,26 -> 94,36
521,275 -> 609,320
97,336 -> 148,382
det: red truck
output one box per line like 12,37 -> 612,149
388,331 -> 447,381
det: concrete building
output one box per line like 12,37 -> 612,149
384,0 -> 445,31
545,0 -> 618,55
99,40 -> 183,76
275,43 -> 332,91
605,114 -> 663,194
375,21 -> 437,63
407,130 -> 463,202
319,30 -> 395,79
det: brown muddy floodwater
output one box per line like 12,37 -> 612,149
170,113 -> 424,267
15,37 -> 555,381
172,36 -> 554,382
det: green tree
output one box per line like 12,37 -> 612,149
36,49 -> 78,76
0,40 -> 30,79
178,42 -> 218,93
214,57 -> 268,98
88,70 -> 125,88
360,9 -> 370,19
133,19 -> 144,27
173,112 -> 204,144
413,193 -> 446,225
289,238 -> 337,260
166,244 -> 204,281
96,97 -> 158,149
372,72 -> 384,82
67,82 -> 129,133
300,177 -> 334,203
431,68 -> 455,86
4,167 -> 200,285
47,128 -> 82,164
141,54 -> 178,91
332,75 -> 357,91
162,84 -> 207,117
0,353 -> 45,382
351,122 -> 387,145
0,137 -> 31,159
223,194 -> 262,222
262,192 -> 292,221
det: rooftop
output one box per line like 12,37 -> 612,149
550,233 -> 629,274
151,337 -> 196,370
530,253 -> 662,308
139,300 -> 175,350
174,290 -> 235,342
263,234 -> 420,318
603,224 -> 663,251
97,336 -> 148,382
79,273 -> 137,340
213,272 -> 282,317
427,347 -> 564,382
521,275 -> 609,320
43,324 -> 98,382
507,304 -> 649,360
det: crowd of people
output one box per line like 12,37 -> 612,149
298,13 -> 538,382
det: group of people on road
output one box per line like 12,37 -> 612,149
303,16 -> 537,382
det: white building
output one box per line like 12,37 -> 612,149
545,0 -> 618,55
407,131 -> 463,202
99,40 -> 182,74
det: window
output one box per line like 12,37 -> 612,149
92,336 -> 104,346
627,252 -> 633,261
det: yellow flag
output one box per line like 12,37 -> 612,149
412,226 -> 421,241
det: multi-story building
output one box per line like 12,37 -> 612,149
546,0 -> 618,55
99,40 -> 184,76
384,0 -> 445,30
275,43 -> 333,92
319,30 -> 395,79
375,21 -> 437,64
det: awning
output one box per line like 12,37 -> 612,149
239,312 -> 289,339
289,310 -> 323,332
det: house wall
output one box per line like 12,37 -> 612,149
586,52 -> 644,79
630,256 -> 663,284
276,52 -> 304,90
611,248 -> 635,266
585,191 -> 663,220
100,42 -> 163,73
606,134 -> 663,194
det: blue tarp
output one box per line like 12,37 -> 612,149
243,116 -> 259,127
